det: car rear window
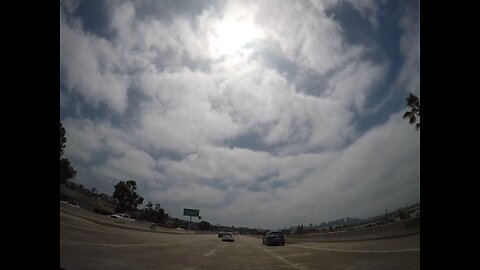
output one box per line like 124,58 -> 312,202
270,232 -> 283,236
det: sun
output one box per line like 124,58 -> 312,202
209,14 -> 261,57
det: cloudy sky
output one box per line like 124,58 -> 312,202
60,0 -> 419,230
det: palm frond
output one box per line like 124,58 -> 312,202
403,111 -> 411,119
403,93 -> 420,131
409,115 -> 416,124
406,93 -> 419,107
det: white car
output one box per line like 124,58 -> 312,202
109,213 -> 135,222
61,200 -> 80,208
222,232 -> 235,242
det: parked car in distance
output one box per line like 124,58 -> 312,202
61,200 -> 80,208
218,231 -> 225,238
263,231 -> 285,246
109,213 -> 135,222
222,232 -> 235,242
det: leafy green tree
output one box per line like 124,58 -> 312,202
403,93 -> 420,130
60,158 -> 77,184
139,201 -> 152,221
112,180 -> 144,213
172,218 -> 182,228
139,201 -> 166,223
60,122 -> 76,184
198,221 -> 211,231
145,201 -> 153,212
398,209 -> 410,220
154,203 -> 165,223
60,123 -> 66,157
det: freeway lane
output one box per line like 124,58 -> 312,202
60,208 -> 419,270
61,209 -> 295,270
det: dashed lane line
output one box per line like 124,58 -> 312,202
258,244 -> 310,270
281,252 -> 311,258
205,249 -> 216,257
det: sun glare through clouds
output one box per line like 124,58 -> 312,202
209,9 -> 262,57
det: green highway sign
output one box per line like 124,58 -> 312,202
183,208 -> 200,217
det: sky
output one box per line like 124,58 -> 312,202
60,0 -> 420,230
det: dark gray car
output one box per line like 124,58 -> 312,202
262,231 -> 285,246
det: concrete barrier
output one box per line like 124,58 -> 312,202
286,217 -> 420,243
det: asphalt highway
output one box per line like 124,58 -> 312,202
60,205 -> 419,270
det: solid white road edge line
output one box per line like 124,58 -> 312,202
288,244 -> 420,253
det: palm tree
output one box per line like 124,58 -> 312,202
403,93 -> 420,130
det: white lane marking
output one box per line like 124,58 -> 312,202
281,252 -> 311,258
288,244 -> 420,253
61,240 -> 171,247
259,245 -> 309,270
60,222 -> 105,233
205,249 -> 216,257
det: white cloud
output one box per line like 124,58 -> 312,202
60,0 -> 81,15
63,118 -> 168,191
63,118 -> 138,162
272,112 -> 419,226
254,0 -> 368,76
108,2 -> 136,48
308,0 -> 339,12
149,183 -> 226,208
60,0 -> 419,229
63,118 -> 104,162
211,59 -> 358,152
106,1 -> 217,69
61,0 -> 382,153
164,111 -> 419,228
91,149 -> 166,187
327,60 -> 389,113
397,5 -> 420,96
60,10 -> 130,114
60,92 -> 69,108
159,145 -> 278,186
345,0 -> 384,30
135,67 -> 242,154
